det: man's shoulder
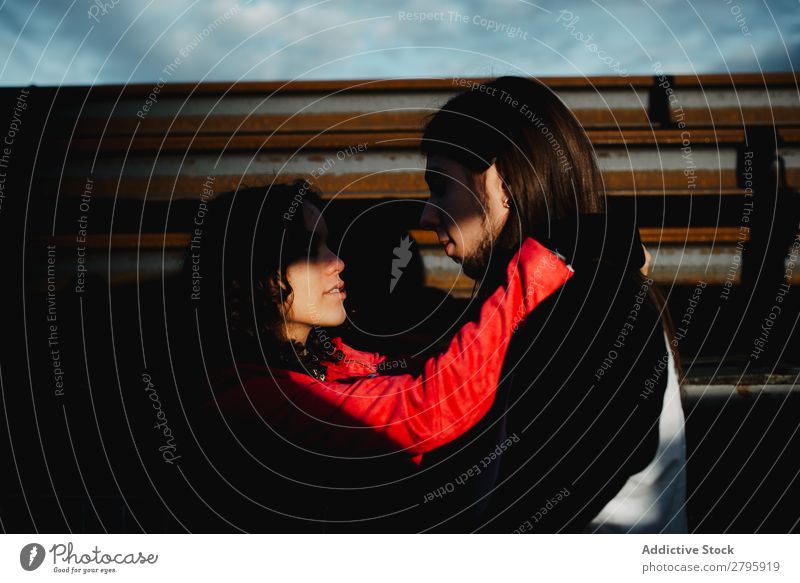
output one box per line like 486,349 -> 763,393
511,264 -> 665,373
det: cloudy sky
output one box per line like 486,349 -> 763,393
0,0 -> 798,86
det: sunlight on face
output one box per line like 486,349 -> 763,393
282,203 -> 346,344
420,155 -> 510,279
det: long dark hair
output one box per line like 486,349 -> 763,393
421,76 -> 603,246
184,180 -> 341,381
420,76 -> 681,379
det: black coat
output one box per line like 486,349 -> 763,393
418,213 -> 670,533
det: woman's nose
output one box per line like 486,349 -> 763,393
419,201 -> 440,230
327,253 -> 344,275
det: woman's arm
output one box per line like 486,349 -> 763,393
277,237 -> 574,456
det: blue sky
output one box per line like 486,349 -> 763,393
0,0 -> 798,86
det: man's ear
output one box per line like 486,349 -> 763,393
485,163 -> 513,211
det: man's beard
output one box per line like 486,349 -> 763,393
460,232 -> 495,280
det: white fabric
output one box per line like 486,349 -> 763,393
587,331 -> 688,533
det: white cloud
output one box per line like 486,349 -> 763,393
0,0 -> 797,86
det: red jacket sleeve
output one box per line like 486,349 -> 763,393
211,237 -> 573,457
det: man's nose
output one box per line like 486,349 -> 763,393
419,202 -> 440,230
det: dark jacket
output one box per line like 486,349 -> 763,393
419,212 -> 669,532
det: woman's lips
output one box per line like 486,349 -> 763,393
324,282 -> 346,300
325,289 -> 347,300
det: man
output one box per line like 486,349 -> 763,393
415,76 -> 685,533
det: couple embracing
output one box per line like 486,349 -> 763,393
188,76 -> 687,533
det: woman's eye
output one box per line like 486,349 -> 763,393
306,232 -> 323,256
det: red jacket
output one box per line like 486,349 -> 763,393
203,237 -> 573,462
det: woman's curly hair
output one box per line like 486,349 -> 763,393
184,180 -> 343,381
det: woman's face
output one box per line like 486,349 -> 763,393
282,202 -> 346,342
420,155 -> 510,279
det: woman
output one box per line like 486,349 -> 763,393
184,180 -> 573,531
415,76 -> 687,533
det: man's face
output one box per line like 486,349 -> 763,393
420,155 -> 510,279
